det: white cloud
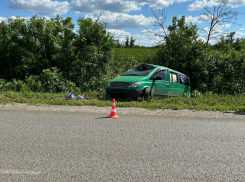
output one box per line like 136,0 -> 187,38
239,28 -> 244,30
199,24 -> 231,43
70,0 -> 140,14
0,17 -> 8,22
107,29 -> 131,43
142,28 -> 166,37
218,23 -> 231,30
188,0 -> 245,11
0,16 -> 31,23
185,14 -> 210,23
108,29 -> 161,46
202,24 -> 231,34
133,0 -> 189,9
188,0 -> 217,11
227,0 -> 245,8
70,0 -> 190,14
107,29 -> 131,37
86,13 -> 154,29
141,28 -> 166,45
8,0 -> 69,15
235,31 -> 245,38
7,0 -> 193,17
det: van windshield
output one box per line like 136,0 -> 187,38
123,64 -> 156,76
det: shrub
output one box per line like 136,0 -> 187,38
25,68 -> 77,93
0,68 -> 78,93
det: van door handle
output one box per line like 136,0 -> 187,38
165,84 -> 170,86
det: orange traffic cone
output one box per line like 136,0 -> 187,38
108,99 -> 119,119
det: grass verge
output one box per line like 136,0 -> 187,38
0,91 -> 245,112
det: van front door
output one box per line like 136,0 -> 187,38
151,70 -> 171,97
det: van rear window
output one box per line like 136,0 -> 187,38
123,64 -> 156,76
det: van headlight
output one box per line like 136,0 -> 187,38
128,83 -> 141,88
107,82 -> 111,87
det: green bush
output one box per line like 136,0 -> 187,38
0,68 -> 77,93
25,68 -> 77,93
152,16 -> 245,95
0,79 -> 25,92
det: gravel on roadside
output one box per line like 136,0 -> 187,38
0,103 -> 245,119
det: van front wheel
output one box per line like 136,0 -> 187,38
143,88 -> 150,100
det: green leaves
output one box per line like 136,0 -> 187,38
1,14 -> 244,95
152,16 -> 245,95
72,18 -> 114,91
0,68 -> 77,93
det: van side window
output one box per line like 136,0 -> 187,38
155,70 -> 167,80
178,74 -> 190,86
170,73 -> 177,83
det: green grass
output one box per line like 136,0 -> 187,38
114,47 -> 158,61
1,91 -> 245,112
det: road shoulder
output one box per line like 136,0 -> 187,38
1,103 -> 245,119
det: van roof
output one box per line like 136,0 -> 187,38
146,63 -> 189,77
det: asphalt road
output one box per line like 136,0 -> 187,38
1,107 -> 245,182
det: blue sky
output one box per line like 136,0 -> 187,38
0,0 -> 245,46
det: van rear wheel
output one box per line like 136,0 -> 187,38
143,88 -> 150,100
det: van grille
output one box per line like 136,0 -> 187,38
111,82 -> 128,88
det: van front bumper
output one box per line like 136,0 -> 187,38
106,88 -> 143,98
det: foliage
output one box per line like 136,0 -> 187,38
0,79 -> 25,92
0,15 -> 76,80
130,36 -> 136,48
1,91 -> 245,112
108,47 -> 158,79
125,36 -> 129,47
0,68 -> 77,93
202,49 -> 245,94
72,18 -> 114,91
153,16 -> 205,91
0,15 -> 114,92
152,16 -> 245,95
0,15 -> 245,95
26,68 -> 77,93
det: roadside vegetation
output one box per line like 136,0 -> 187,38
0,10 -> 245,112
1,91 -> 245,112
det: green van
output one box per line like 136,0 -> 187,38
106,64 -> 191,99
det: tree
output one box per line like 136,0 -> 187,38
0,15 -> 76,80
0,17 -> 28,79
115,39 -> 121,48
153,16 -> 207,91
55,16 -> 76,79
130,36 -> 135,48
73,17 -> 114,90
20,15 -> 72,78
155,16 -> 200,67
125,36 -> 129,47
213,32 -> 245,51
0,15 -> 115,91
200,0 -> 238,44
150,8 -> 169,45
225,31 -> 236,44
